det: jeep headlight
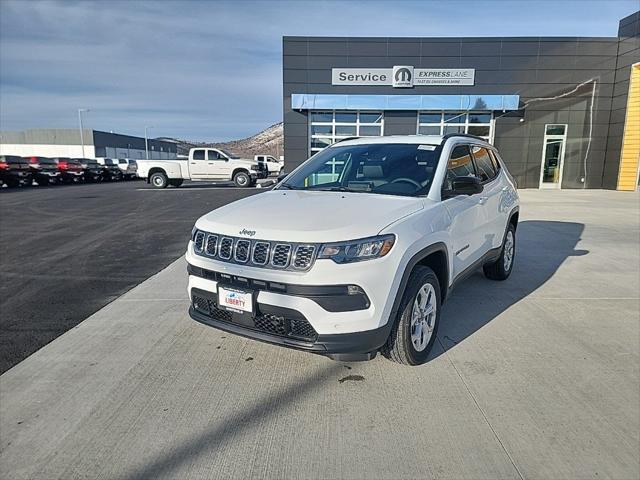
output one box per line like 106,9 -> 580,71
318,234 -> 395,264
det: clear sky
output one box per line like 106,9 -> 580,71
0,0 -> 637,142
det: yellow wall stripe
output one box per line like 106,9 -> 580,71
617,63 -> 640,191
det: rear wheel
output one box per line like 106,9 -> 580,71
150,172 -> 168,188
483,223 -> 516,280
169,179 -> 183,188
382,266 -> 441,365
233,171 -> 251,188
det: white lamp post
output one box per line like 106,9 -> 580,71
78,109 -> 90,157
144,126 -> 154,160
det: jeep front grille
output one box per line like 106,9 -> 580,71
271,244 -> 291,268
205,234 -> 218,256
192,230 -> 318,271
194,231 -> 205,253
293,245 -> 315,270
252,242 -> 269,265
234,239 -> 251,263
219,237 -> 233,260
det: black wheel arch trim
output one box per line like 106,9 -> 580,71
388,242 -> 449,324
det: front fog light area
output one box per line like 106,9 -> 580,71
318,234 -> 395,264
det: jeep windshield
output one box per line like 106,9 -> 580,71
280,143 -> 441,197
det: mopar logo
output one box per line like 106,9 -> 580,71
395,68 -> 411,82
392,65 -> 414,88
239,228 -> 256,237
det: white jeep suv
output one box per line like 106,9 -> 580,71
186,134 -> 519,365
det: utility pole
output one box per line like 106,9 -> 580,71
145,126 -> 153,160
78,109 -> 89,157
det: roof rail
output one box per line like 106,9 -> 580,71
441,133 -> 487,142
332,136 -> 360,144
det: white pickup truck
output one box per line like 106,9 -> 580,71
255,155 -> 284,176
137,148 -> 266,188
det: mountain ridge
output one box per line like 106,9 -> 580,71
157,122 -> 284,158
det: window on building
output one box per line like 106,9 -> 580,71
309,111 -> 384,154
418,112 -> 494,143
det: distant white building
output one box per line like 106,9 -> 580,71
0,129 -> 177,159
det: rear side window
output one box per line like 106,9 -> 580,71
3,156 -> 27,164
489,150 -> 501,172
192,150 -> 205,160
471,146 -> 497,182
443,145 -> 475,191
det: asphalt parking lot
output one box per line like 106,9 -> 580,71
1,189 -> 638,479
0,180 -> 262,373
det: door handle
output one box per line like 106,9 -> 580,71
478,196 -> 488,205
190,162 -> 196,164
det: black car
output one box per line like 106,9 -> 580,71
51,157 -> 84,183
26,156 -> 61,186
75,158 -> 103,182
97,158 -> 123,181
0,156 -> 31,187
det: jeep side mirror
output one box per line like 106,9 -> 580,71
445,176 -> 483,197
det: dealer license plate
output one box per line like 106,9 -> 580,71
218,286 -> 253,314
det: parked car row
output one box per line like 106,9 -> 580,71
0,156 -> 138,187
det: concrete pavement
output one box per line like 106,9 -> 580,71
1,190 -> 639,479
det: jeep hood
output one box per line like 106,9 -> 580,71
196,190 -> 424,243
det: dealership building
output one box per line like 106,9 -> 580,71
282,11 -> 639,190
0,129 -> 178,160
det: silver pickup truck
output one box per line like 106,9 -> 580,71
137,147 -> 266,188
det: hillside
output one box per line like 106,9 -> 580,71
157,122 -> 284,158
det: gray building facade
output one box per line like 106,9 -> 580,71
0,129 -> 177,160
283,11 -> 639,190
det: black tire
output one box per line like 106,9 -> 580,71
483,223 -> 516,281
382,266 -> 441,365
150,172 -> 169,188
5,178 -> 19,188
169,179 -> 183,188
233,171 -> 251,188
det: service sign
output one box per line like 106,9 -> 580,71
332,67 -> 475,87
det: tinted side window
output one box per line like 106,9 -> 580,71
444,145 -> 475,191
471,146 -> 497,182
207,151 -> 220,160
192,149 -> 205,160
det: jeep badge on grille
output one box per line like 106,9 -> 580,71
239,228 -> 256,237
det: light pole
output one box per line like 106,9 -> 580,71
78,109 -> 90,157
144,126 -> 153,160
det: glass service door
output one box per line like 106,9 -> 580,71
539,124 -> 567,189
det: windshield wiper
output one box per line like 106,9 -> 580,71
316,186 -> 369,193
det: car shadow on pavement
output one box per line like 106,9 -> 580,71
433,220 -> 588,360
116,362 -> 344,480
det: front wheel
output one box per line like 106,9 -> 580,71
382,266 -> 441,365
150,172 -> 168,188
233,171 -> 251,188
